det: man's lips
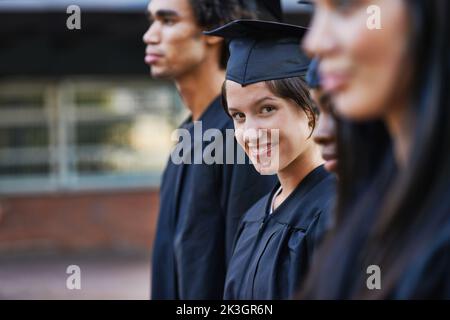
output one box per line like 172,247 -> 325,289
145,52 -> 164,64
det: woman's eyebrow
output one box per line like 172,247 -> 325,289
227,96 -> 276,113
253,96 -> 276,105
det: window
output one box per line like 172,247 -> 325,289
0,78 -> 184,194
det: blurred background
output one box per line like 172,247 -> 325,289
0,0 -> 308,299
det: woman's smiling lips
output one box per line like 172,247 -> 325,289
247,143 -> 277,159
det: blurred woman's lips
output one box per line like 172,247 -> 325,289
322,152 -> 338,172
322,152 -> 337,162
324,159 -> 338,172
320,72 -> 350,93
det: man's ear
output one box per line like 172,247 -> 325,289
204,35 -> 223,46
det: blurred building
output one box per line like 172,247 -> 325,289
0,0 -> 188,256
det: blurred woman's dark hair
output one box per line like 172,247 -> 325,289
301,0 -> 450,298
221,76 -> 318,135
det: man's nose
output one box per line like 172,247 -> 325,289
143,22 -> 161,45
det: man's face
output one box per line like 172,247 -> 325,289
143,0 -> 207,79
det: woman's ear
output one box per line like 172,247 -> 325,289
204,35 -> 223,46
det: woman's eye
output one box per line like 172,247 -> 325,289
231,112 -> 245,121
261,106 -> 276,114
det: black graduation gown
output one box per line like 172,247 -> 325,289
224,165 -> 335,300
151,97 -> 277,300
390,220 -> 450,299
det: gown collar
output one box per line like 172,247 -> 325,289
250,165 -> 332,230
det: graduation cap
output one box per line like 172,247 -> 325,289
204,19 -> 310,86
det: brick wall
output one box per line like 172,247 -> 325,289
0,189 -> 159,255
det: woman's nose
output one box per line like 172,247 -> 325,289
302,8 -> 337,59
313,116 -> 336,146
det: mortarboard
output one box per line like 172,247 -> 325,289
204,19 -> 310,86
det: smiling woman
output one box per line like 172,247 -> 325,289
222,77 -> 317,175
206,19 -> 336,300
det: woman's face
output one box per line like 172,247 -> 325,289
311,89 -> 339,173
303,0 -> 410,121
226,80 -> 315,175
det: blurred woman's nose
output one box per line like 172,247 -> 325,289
302,9 -> 337,58
313,116 -> 336,146
143,22 -> 160,45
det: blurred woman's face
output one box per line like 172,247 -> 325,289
303,0 -> 411,121
226,80 -> 315,175
311,89 -> 339,173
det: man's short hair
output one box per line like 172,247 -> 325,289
188,0 -> 279,69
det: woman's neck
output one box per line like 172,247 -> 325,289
275,143 -> 324,207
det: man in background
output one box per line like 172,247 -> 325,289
143,0 -> 281,299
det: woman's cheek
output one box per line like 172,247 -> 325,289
234,127 -> 246,152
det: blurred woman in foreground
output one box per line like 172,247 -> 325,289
301,0 -> 450,298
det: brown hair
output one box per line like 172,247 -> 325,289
221,77 -> 318,136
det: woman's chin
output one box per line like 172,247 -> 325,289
252,158 -> 279,176
256,165 -> 278,176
